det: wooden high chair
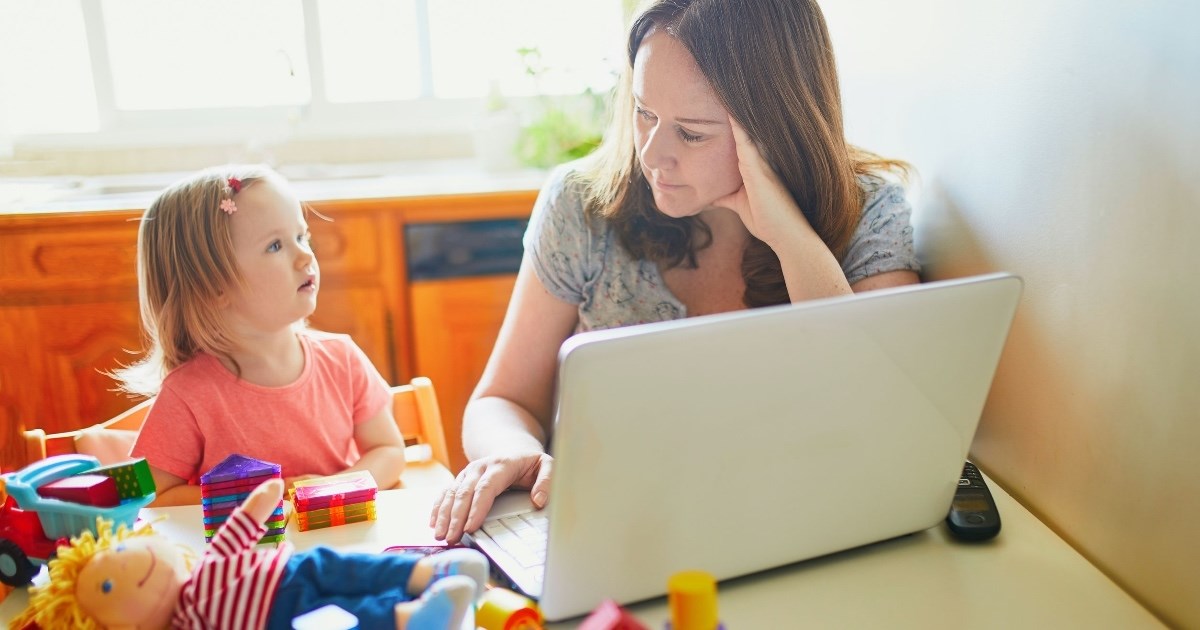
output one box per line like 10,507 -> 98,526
17,376 -> 454,488
389,376 -> 455,487
21,399 -> 150,467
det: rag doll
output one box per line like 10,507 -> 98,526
10,478 -> 488,630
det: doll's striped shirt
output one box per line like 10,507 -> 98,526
172,508 -> 293,629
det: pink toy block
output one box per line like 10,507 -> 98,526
36,474 -> 120,508
579,599 -> 648,630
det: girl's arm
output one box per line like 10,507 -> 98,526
431,257 -> 579,544
147,466 -> 201,506
344,404 -> 407,490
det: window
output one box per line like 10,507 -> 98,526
0,0 -> 98,135
100,1 -> 311,110
0,0 -> 625,151
317,0 -> 422,103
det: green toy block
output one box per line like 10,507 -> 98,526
88,458 -> 156,499
204,525 -> 287,544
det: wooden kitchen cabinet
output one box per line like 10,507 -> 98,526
0,189 -> 537,474
410,274 -> 518,472
0,211 -> 145,460
305,207 -> 401,383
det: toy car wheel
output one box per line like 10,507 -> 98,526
0,538 -> 38,587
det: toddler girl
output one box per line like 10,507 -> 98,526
117,165 -> 406,506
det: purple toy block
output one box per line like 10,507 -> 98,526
200,454 -> 281,485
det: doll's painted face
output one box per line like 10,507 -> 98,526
76,535 -> 190,630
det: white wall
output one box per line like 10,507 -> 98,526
824,1 -> 1200,626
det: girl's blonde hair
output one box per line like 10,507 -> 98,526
8,518 -> 194,630
113,164 -> 278,397
578,0 -> 911,307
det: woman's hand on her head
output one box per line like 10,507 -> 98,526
430,452 -> 554,545
715,116 -> 815,248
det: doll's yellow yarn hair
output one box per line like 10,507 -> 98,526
8,517 -> 192,630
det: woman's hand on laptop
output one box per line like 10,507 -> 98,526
430,452 -> 554,544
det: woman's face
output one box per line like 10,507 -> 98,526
632,30 -> 742,218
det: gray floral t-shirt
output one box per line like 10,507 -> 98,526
524,164 -> 920,332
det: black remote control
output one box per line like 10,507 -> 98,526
945,461 -> 1001,541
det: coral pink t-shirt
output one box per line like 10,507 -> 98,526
131,330 -> 391,483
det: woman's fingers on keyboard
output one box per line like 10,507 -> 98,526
432,454 -> 545,543
466,468 -> 508,534
531,456 -> 553,508
431,485 -> 457,540
430,483 -> 453,528
433,465 -> 482,541
447,467 -> 487,543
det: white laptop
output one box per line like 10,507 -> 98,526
467,272 -> 1023,621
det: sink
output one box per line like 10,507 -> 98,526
88,184 -> 165,195
1,160 -> 548,213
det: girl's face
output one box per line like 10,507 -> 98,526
225,178 -> 319,334
632,30 -> 743,218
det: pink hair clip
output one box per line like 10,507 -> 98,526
220,176 -> 242,214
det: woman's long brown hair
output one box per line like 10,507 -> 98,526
578,0 -> 908,307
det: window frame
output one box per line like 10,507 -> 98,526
12,0 -> 601,153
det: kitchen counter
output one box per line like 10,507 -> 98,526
0,159 -> 549,215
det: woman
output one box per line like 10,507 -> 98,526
432,0 -> 920,543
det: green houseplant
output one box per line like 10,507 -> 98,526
513,47 -> 609,169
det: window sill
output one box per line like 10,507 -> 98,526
0,158 -> 549,216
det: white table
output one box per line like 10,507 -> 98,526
1,476 -> 1164,629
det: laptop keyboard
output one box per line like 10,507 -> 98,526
480,510 -> 550,577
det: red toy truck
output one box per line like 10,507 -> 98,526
0,454 -> 155,586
